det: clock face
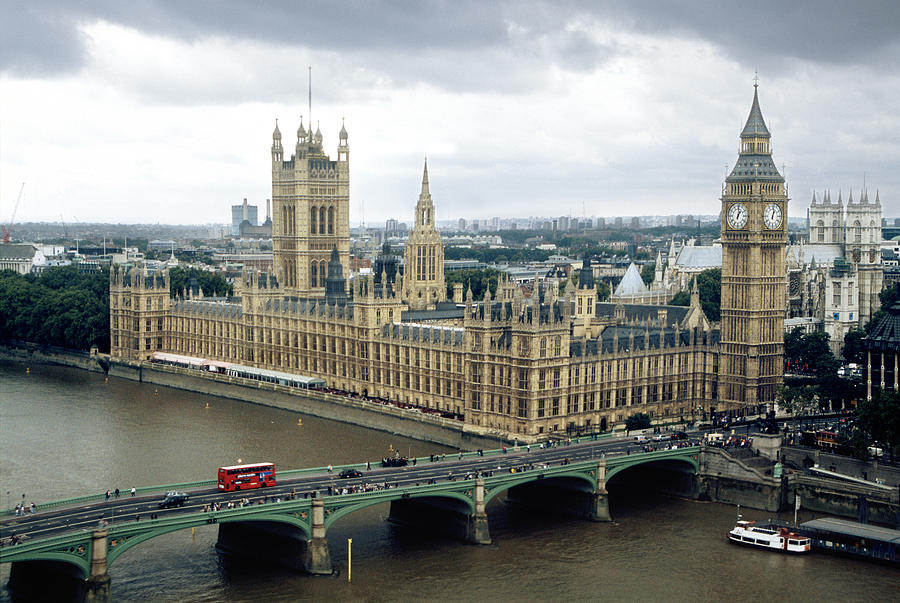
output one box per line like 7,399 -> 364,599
764,203 -> 782,229
727,203 -> 748,229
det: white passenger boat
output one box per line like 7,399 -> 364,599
727,519 -> 811,553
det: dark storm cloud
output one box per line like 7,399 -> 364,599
3,0 -> 898,84
0,3 -> 88,75
599,0 -> 900,68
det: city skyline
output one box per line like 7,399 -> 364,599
2,1 -> 899,225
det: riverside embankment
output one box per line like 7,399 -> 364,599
4,341 -> 898,522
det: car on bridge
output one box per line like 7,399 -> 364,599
158,492 -> 189,509
339,469 -> 363,479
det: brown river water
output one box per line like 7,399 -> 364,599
1,360 -> 898,601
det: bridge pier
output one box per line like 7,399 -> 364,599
589,460 -> 612,522
86,527 -> 112,602
466,478 -> 492,545
304,499 -> 333,575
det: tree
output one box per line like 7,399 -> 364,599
168,267 -> 232,298
784,327 -> 834,373
444,268 -> 502,300
842,329 -> 866,365
596,280 -> 611,302
777,385 -> 820,431
668,268 -> 721,321
0,266 -> 110,352
855,389 -> 900,462
625,412 -> 651,431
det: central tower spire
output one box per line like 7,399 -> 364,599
404,158 -> 445,310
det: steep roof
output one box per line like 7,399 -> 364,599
740,85 -> 770,138
675,245 -> 721,269
614,262 -> 648,296
863,302 -> 900,353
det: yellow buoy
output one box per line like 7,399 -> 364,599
26,368 -> 30,374
205,401 -> 210,409
297,418 -> 303,427
104,377 -> 109,383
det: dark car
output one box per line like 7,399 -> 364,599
339,469 -> 362,479
158,491 -> 189,509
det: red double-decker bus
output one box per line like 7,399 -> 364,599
217,462 -> 276,491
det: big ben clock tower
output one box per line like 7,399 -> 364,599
719,81 -> 788,412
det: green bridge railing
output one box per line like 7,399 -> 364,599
2,433 -> 618,516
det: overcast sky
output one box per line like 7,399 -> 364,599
2,1 -> 898,227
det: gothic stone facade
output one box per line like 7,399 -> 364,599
111,90 -> 782,438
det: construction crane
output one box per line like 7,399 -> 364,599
1,183 -> 25,244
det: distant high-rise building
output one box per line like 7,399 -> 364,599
596,217 -> 605,229
385,218 -> 398,232
630,217 -> 641,229
614,217 -> 623,229
458,218 -> 467,231
231,198 -> 259,237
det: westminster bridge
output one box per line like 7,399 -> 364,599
1,437 -> 701,600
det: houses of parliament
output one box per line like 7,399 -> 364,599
110,86 -> 787,438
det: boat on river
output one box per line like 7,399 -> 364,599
727,519 -> 811,553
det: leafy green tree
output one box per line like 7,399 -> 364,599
855,389 -> 900,462
168,267 -> 232,298
777,385 -> 820,431
0,267 -> 110,352
784,328 -> 834,373
640,263 -> 655,287
842,329 -> 866,365
444,268 -> 503,300
596,280 -> 611,302
625,412 -> 651,431
668,268 -> 721,321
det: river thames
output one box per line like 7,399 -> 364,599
1,360 -> 898,601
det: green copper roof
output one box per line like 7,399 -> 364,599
740,86 -> 770,138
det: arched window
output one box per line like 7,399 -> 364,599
319,207 -> 327,234
539,338 -> 547,358
816,219 -> 824,243
832,220 -> 840,243
853,220 -> 861,243
310,207 -> 317,235
320,260 -> 328,284
328,206 -> 335,234
553,336 -> 562,356
310,261 -> 318,287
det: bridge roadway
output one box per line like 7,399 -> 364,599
1,434 -> 693,540
1,434 -> 702,600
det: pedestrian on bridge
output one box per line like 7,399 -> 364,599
131,487 -> 136,496
105,490 -> 110,500
115,488 -> 120,498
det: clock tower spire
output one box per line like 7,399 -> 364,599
719,80 -> 788,412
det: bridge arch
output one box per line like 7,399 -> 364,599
2,549 -> 91,581
324,490 -> 475,531
483,470 -> 596,506
606,455 -> 699,482
105,513 -> 311,566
